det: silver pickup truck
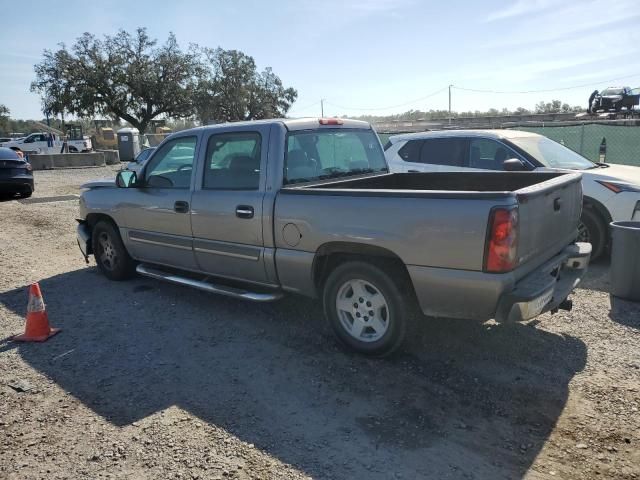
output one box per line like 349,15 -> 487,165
77,118 -> 590,355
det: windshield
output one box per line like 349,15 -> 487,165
284,128 -> 388,184
601,88 -> 623,96
508,135 -> 596,170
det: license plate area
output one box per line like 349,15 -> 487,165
520,288 -> 554,319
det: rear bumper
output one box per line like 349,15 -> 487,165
408,242 -> 591,321
494,242 -> 591,322
0,175 -> 34,192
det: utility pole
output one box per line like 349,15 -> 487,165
448,85 -> 453,125
321,99 -> 325,117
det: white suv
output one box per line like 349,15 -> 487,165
385,129 -> 640,259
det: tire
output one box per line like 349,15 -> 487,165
578,207 -> 607,260
92,220 -> 136,280
322,261 -> 408,356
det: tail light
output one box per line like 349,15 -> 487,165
484,207 -> 518,273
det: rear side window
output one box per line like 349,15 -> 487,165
420,138 -> 466,167
397,140 -> 422,161
204,132 -> 261,190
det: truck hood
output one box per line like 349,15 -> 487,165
582,163 -> 640,186
80,178 -> 116,189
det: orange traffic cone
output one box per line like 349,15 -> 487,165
12,283 -> 61,342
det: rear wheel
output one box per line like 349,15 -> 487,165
322,261 -> 408,356
92,220 -> 136,280
578,207 -> 607,260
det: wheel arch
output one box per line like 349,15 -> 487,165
85,212 -> 118,230
312,242 -> 416,298
583,196 -> 612,228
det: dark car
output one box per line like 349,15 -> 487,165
594,86 -> 640,112
0,147 -> 34,198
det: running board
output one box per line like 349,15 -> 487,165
136,264 -> 284,302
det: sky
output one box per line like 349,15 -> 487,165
1,0 -> 640,120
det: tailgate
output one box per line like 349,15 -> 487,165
515,173 -> 582,269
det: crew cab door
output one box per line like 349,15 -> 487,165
21,133 -> 49,153
190,125 -> 270,284
120,135 -> 199,270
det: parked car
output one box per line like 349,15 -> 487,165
77,118 -> 590,356
0,147 -> 34,198
0,132 -> 91,154
384,129 -> 640,259
126,147 -> 156,173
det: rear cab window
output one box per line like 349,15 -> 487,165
284,128 -> 387,184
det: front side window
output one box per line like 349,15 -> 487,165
419,138 -> 467,166
204,132 -> 261,190
469,138 -> 511,170
285,129 -> 387,184
144,136 -> 197,188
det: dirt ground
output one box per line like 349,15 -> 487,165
0,166 -> 639,480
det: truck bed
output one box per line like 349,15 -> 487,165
278,171 -> 583,277
284,171 -> 569,195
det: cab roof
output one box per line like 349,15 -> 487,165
177,118 -> 371,135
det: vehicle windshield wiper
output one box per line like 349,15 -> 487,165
586,162 -> 609,169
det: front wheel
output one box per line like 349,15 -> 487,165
322,261 -> 408,356
92,220 -> 136,280
578,208 -> 607,260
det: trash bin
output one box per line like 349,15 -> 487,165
610,221 -> 640,301
116,128 -> 141,162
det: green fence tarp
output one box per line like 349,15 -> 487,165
376,125 -> 640,166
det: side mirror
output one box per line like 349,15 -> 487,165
503,158 -> 527,171
116,170 -> 137,188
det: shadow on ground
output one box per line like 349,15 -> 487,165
609,295 -> 640,329
0,267 -> 587,479
577,258 -> 611,293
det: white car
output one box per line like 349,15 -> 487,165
384,129 -> 640,259
0,132 -> 91,154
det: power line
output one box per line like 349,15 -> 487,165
288,100 -> 321,114
324,86 -> 449,111
453,73 -> 640,94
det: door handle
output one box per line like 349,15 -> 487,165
553,198 -> 562,211
174,201 -> 190,213
407,169 -> 420,173
236,205 -> 254,219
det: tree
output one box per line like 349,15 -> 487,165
195,48 -> 297,124
32,28 -> 201,133
0,104 -> 9,134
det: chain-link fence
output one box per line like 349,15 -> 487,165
511,124 -> 640,166
376,123 -> 640,166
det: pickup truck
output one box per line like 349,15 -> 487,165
0,132 -> 92,154
76,118 -> 591,356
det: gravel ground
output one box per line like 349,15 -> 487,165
0,166 -> 639,480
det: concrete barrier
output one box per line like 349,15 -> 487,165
28,152 -> 106,170
96,149 -> 120,165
